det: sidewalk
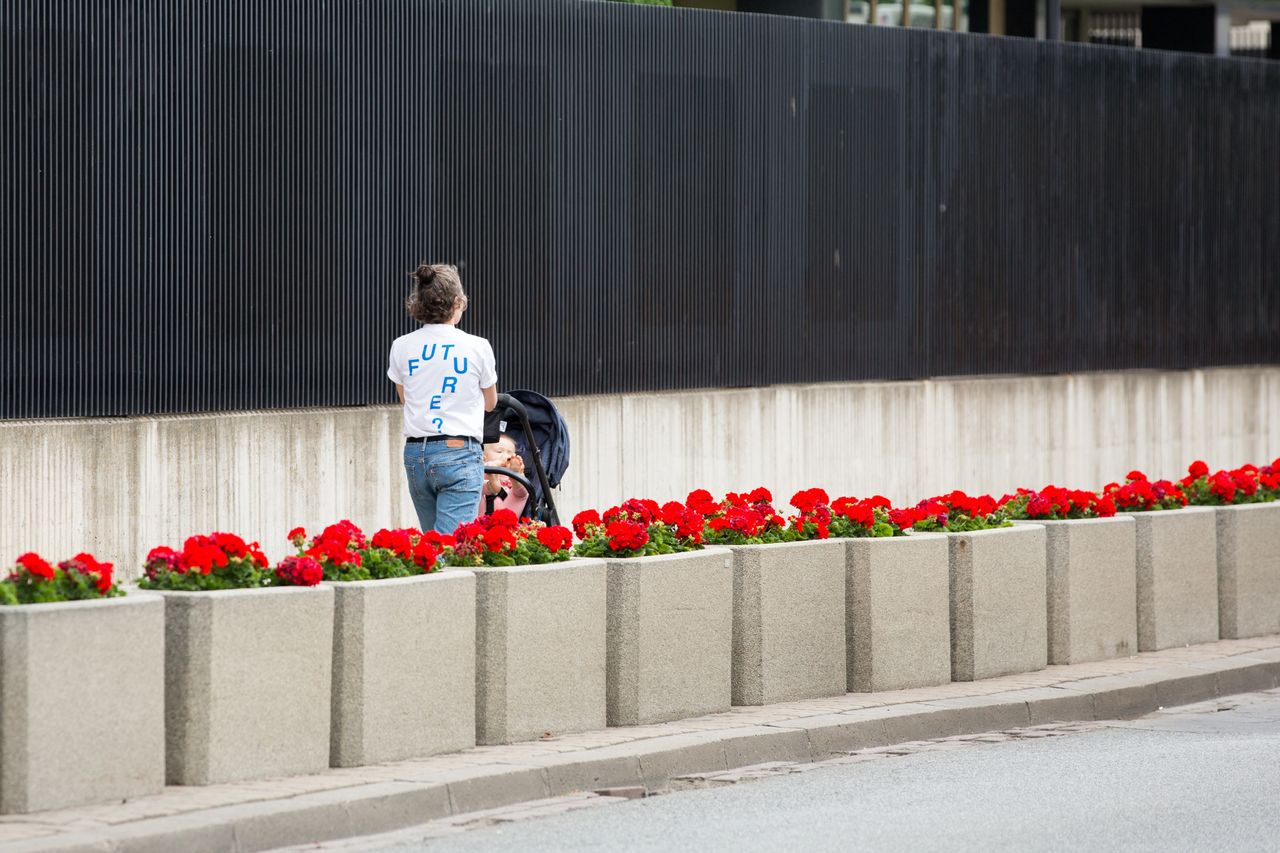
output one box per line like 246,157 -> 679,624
6,635 -> 1280,853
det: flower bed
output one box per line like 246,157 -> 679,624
288,521 -> 444,581
0,552 -> 163,813
892,491 -> 1012,533
1000,487 -> 1135,664
1180,460 -> 1280,507
1104,471 -> 1217,650
1175,461 -> 1280,639
283,522 -> 476,766
696,489 -> 847,706
573,497 -> 731,725
0,551 -> 120,604
141,531 -> 318,590
142,533 -> 334,784
426,510 -> 605,745
572,497 -> 704,558
442,510 -> 574,567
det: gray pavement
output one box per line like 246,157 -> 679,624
356,689 -> 1280,853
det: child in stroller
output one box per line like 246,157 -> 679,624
481,391 -> 569,526
480,433 -> 528,517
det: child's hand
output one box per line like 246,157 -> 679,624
507,454 -> 525,475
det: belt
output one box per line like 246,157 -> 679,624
405,435 -> 476,444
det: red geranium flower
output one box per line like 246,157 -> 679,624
145,546 -> 182,577
1188,460 -> 1210,479
180,535 -> 229,574
685,489 -> 720,517
420,530 -> 454,549
536,526 -> 573,552
833,497 -> 876,528
372,528 -> 413,558
1209,471 -> 1237,503
212,532 -> 249,558
482,525 -> 517,553
790,488 -> 830,514
276,555 -> 323,586
606,520 -> 649,552
572,509 -> 601,540
15,552 -> 55,580
247,543 -> 269,568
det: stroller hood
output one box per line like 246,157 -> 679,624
484,389 -> 570,498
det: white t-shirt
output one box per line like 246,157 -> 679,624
387,325 -> 497,440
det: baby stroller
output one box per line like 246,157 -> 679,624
482,391 -> 568,526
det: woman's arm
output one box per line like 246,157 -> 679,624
482,384 -> 498,412
395,384 -> 405,405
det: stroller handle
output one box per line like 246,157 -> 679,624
494,393 -> 560,526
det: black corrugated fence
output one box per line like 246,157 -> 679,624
3,0 -> 1278,419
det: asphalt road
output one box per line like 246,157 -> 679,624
335,689 -> 1280,853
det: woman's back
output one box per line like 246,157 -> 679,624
388,323 -> 495,440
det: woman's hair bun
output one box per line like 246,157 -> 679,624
404,262 -> 465,325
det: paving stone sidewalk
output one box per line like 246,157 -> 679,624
5,635 -> 1280,853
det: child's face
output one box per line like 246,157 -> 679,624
484,436 -> 518,465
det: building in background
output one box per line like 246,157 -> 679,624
671,0 -> 1279,58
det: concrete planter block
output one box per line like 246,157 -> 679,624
845,533 -> 952,693
474,560 -> 607,745
948,525 -> 1048,681
1012,517 -> 1138,664
0,594 -> 164,813
158,586 -> 335,785
1216,503 -> 1280,639
727,540 -> 846,706
1117,507 -> 1218,651
331,571 -> 476,767
606,547 -> 733,726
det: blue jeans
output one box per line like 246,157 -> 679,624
403,440 -> 485,535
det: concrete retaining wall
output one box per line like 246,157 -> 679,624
2,366 -> 1278,577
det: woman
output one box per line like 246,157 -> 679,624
387,263 -> 498,534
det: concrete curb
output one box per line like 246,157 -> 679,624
13,648 -> 1280,853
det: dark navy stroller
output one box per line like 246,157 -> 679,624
482,391 -> 568,526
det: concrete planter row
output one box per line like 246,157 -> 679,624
4,504 -> 1276,814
